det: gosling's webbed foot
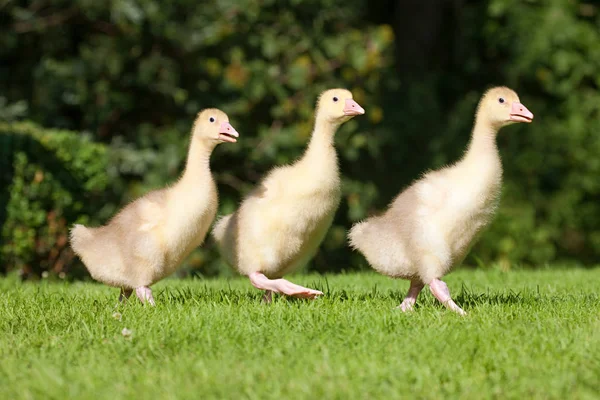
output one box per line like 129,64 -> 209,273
135,286 -> 156,306
249,272 -> 323,299
396,280 -> 424,312
429,279 -> 466,316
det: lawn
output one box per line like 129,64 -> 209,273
0,267 -> 598,400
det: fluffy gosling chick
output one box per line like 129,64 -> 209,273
212,89 -> 365,300
70,109 -> 239,305
349,87 -> 533,315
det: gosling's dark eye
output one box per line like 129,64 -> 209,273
333,97 -> 339,102
498,98 -> 505,104
209,117 -> 215,123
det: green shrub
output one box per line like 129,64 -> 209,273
0,122 -> 113,277
1,0 -> 599,277
0,0 -> 397,276
471,0 -> 600,266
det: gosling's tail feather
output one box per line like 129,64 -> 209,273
69,224 -> 95,256
348,221 -> 367,251
348,220 -> 381,269
211,214 -> 233,249
211,213 -> 240,268
70,224 -> 118,285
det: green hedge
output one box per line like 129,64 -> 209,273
0,122 -> 113,277
1,0 -> 599,278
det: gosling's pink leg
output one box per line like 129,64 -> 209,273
119,288 -> 133,303
429,278 -> 466,315
397,280 -> 424,312
135,286 -> 156,306
249,272 -> 323,299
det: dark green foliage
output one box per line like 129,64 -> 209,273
471,0 -> 600,266
0,122 -> 113,277
0,0 -> 599,278
1,0 -> 396,277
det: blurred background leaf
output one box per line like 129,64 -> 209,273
0,0 -> 598,279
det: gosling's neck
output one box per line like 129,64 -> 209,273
179,138 -> 215,186
302,116 -> 340,166
463,115 -> 501,164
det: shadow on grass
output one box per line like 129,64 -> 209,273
158,285 -> 260,305
133,279 -> 599,308
455,284 -> 599,308
454,285 -> 527,307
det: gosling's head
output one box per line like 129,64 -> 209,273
192,108 -> 239,145
316,88 -> 365,124
478,87 -> 534,129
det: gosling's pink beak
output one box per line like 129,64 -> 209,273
344,98 -> 365,116
509,102 -> 534,123
219,122 -> 239,143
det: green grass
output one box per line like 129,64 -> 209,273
1,268 -> 599,400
